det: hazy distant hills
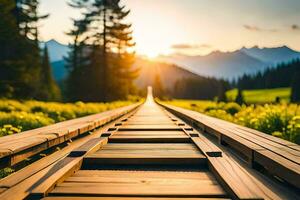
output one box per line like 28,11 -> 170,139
135,58 -> 200,90
44,40 -> 300,82
41,39 -> 69,62
157,46 -> 300,79
158,51 -> 263,79
241,46 -> 300,64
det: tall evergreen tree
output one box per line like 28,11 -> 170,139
153,73 -> 164,98
218,80 -> 228,102
65,1 -> 90,101
39,46 -> 61,101
107,2 -> 138,100
0,0 -> 20,97
235,88 -> 244,105
291,71 -> 300,103
66,0 -> 138,102
0,0 -> 49,99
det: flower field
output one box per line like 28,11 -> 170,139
0,99 -> 137,137
164,100 -> 300,144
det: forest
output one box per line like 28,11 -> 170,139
1,0 -> 299,103
235,59 -> 300,102
0,0 -> 138,102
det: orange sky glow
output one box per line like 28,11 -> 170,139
40,0 -> 300,58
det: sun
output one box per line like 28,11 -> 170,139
138,46 -> 171,59
145,51 -> 159,59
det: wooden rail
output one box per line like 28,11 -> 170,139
0,103 -> 141,168
159,103 -> 300,190
0,87 -> 299,200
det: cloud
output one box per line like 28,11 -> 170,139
243,25 -> 261,31
171,43 -> 211,49
291,24 -> 300,30
243,25 -> 277,32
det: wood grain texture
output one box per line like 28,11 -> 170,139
50,170 -> 226,197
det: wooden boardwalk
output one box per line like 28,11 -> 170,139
0,88 -> 299,199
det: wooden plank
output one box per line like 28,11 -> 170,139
112,130 -> 187,136
73,170 -> 213,179
192,137 -> 222,157
124,122 -> 175,125
160,103 -> 300,199
119,125 -> 182,132
68,138 -> 107,157
51,185 -> 226,197
50,170 -> 226,197
232,129 -> 300,160
0,156 -> 81,200
101,143 -> 197,150
0,113 -> 134,200
62,177 -> 216,185
110,135 -> 189,139
90,150 -> 203,156
29,157 -> 83,199
43,197 -> 230,200
0,188 -> 7,194
83,141 -> 206,166
254,149 -> 300,189
0,103 -> 140,167
83,155 -> 206,166
108,137 -> 190,143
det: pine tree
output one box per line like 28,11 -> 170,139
218,80 -> 228,102
65,1 -> 91,101
16,0 -> 48,42
0,0 -> 48,99
66,0 -> 138,102
291,71 -> 300,103
39,46 -> 61,101
0,0 -> 20,97
235,88 -> 244,105
106,2 -> 139,100
153,73 -> 165,98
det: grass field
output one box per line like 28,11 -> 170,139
164,99 -> 300,145
226,87 -> 291,104
0,99 -> 138,137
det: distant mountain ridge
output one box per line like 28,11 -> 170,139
241,46 -> 300,64
157,46 -> 300,79
134,58 -> 200,90
43,40 -> 300,81
41,40 -> 69,62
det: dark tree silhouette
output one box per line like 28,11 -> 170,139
0,0 -> 54,100
235,88 -> 244,105
65,0 -> 138,102
40,46 -> 61,101
291,71 -> 300,103
153,73 -> 165,98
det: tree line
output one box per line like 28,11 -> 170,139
154,58 -> 300,103
0,0 -> 60,100
234,59 -> 300,102
0,0 -> 137,102
65,0 -> 138,102
152,72 -> 229,102
171,77 -> 229,101
0,0 -> 299,103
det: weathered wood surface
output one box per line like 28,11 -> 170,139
0,103 -> 140,167
160,103 -> 300,190
0,87 -> 299,200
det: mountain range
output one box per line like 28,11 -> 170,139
157,46 -> 300,79
43,40 -> 300,82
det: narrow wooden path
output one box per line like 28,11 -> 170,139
0,87 -> 299,200
43,89 -> 227,199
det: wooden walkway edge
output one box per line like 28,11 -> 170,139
0,103 -> 141,168
0,87 -> 299,200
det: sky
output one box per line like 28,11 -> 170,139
39,0 -> 300,57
